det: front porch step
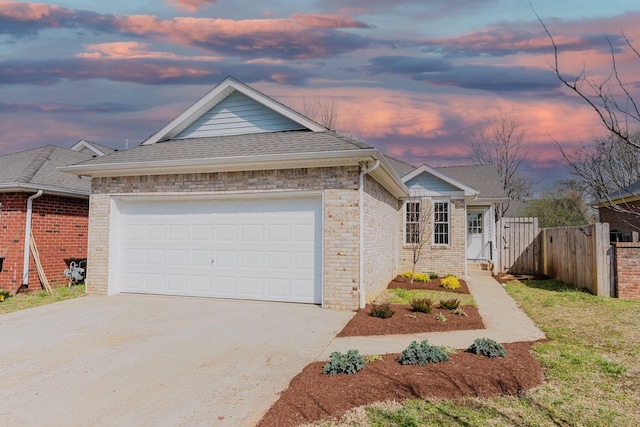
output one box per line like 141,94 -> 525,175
467,262 -> 494,273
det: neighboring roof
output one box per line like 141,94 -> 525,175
141,76 -> 327,145
435,164 -> 508,201
595,180 -> 640,206
0,145 -> 92,197
384,155 -> 417,178
70,139 -> 117,157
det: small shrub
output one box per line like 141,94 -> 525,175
398,340 -> 450,365
467,338 -> 507,358
452,307 -> 468,317
322,349 -> 366,375
370,301 -> 395,319
401,271 -> 431,283
439,298 -> 460,310
365,354 -> 383,364
441,275 -> 461,290
435,312 -> 448,322
410,297 -> 434,313
440,346 -> 459,355
427,272 -> 439,279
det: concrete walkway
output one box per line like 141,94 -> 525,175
319,269 -> 546,358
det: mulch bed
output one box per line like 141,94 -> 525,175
388,275 -> 471,294
257,274 -> 547,426
258,341 -> 546,427
337,304 -> 484,337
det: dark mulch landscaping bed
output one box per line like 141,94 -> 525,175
388,275 -> 471,294
337,304 -> 484,337
258,341 -> 545,427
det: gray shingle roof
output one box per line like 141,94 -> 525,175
435,164 -> 507,199
0,145 -> 92,195
73,131 -> 373,167
599,180 -> 640,204
383,155 -> 417,178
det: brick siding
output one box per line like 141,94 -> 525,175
363,174 -> 401,302
613,242 -> 640,300
400,198 -> 466,278
599,201 -> 640,234
87,166 -> 363,309
0,193 -> 88,294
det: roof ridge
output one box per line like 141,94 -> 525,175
15,145 -> 56,184
329,131 -> 373,149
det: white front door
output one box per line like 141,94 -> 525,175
467,210 -> 486,261
112,195 -> 322,304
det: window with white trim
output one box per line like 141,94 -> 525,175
433,201 -> 449,245
405,201 -> 420,244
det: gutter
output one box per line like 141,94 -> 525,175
22,190 -> 43,287
358,160 -> 380,309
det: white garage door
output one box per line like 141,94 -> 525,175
113,196 -> 322,304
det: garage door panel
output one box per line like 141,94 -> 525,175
167,275 -> 187,293
117,196 -> 321,303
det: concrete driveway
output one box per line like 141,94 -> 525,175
0,295 -> 353,426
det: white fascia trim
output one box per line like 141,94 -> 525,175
369,154 -> 410,198
0,183 -> 90,198
70,140 -> 105,157
61,149 -> 376,177
402,164 -> 478,197
141,77 -> 327,146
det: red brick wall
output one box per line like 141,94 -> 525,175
0,193 -> 89,294
613,242 -> 640,300
599,201 -> 640,234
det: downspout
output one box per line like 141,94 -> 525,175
359,160 -> 380,309
23,190 -> 43,286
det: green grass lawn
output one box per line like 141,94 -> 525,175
312,278 -> 640,426
387,288 -> 476,307
0,285 -> 85,315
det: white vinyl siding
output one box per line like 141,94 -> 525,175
177,91 -> 305,138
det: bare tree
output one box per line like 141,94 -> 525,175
468,111 -> 532,218
557,132 -> 640,200
538,14 -> 640,219
538,15 -> 640,150
405,197 -> 433,283
298,96 -> 340,130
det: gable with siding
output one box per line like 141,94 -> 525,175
177,91 -> 305,139
405,172 -> 465,196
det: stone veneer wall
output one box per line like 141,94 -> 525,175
400,198 -> 466,278
363,175 -> 401,303
87,166 -> 362,310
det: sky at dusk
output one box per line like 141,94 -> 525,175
1,0 -> 639,189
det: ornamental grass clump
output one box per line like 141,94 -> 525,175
439,298 -> 460,310
397,340 -> 450,365
322,349 -> 366,375
441,275 -> 461,290
410,297 -> 434,313
467,337 -> 507,358
370,301 -> 395,319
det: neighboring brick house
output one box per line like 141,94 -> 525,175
63,77 -> 506,310
595,181 -> 640,242
0,142 -> 112,294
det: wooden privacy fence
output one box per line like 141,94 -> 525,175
498,219 -> 613,297
540,224 -> 612,297
497,217 -> 540,274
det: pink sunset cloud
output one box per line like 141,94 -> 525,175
77,42 -> 221,61
166,0 -> 217,12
